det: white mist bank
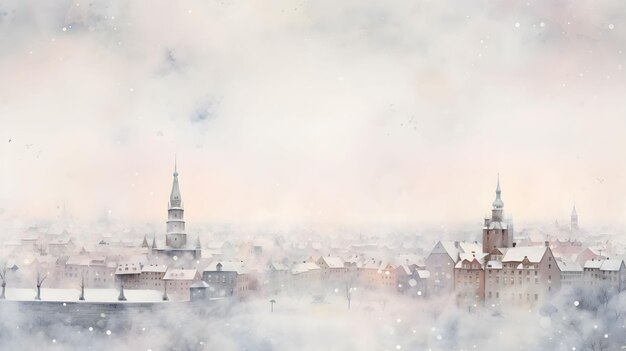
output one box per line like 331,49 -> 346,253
0,286 -> 624,351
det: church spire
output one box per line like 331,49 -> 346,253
571,203 -> 579,232
492,174 -> 504,209
170,156 -> 182,208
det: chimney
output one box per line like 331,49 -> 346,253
544,241 -> 549,247
484,218 -> 489,227
454,241 -> 460,249
512,242 -> 517,248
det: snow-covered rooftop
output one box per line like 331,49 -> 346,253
141,264 -> 168,273
291,262 -> 320,275
556,260 -> 583,273
163,269 -> 198,280
455,252 -> 488,268
430,241 -> 459,262
501,246 -> 546,263
600,258 -> 624,272
584,260 -> 603,269
416,270 -> 430,279
203,261 -> 248,274
319,256 -> 345,268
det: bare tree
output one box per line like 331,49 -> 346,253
35,270 -> 48,300
162,283 -> 169,301
345,284 -> 354,310
79,273 -> 85,301
269,299 -> 276,312
344,268 -> 358,310
0,262 -> 7,300
118,284 -> 127,301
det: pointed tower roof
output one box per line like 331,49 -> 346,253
141,235 -> 149,248
492,174 -> 504,209
151,234 -> 157,249
169,156 -> 182,207
571,204 -> 578,217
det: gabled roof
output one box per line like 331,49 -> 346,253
458,242 -> 482,254
556,260 -> 583,273
600,259 -> 624,272
455,252 -> 488,269
429,241 -> 459,262
318,256 -> 345,268
501,246 -> 547,263
291,262 -> 320,275
584,260 -> 603,269
268,262 -> 288,271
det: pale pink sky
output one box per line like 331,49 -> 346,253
1,1 -> 625,226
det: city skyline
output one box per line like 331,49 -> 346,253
3,155 -> 620,226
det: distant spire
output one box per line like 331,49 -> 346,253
151,234 -> 157,249
195,234 -> 201,249
141,235 -> 149,248
571,203 -> 578,217
492,174 -> 504,209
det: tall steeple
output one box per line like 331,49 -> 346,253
492,174 -> 504,209
166,157 -> 186,248
483,174 -> 511,253
170,155 -> 182,208
571,203 -> 579,232
491,174 -> 504,222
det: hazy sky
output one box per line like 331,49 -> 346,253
1,0 -> 625,226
